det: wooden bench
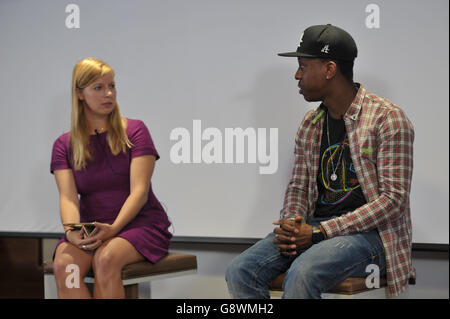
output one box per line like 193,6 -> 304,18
270,273 -> 415,298
43,252 -> 197,298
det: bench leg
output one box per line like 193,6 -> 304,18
138,282 -> 152,299
124,284 -> 139,299
44,274 -> 58,299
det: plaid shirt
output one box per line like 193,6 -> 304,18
280,84 -> 415,297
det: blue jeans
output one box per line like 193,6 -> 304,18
225,218 -> 386,299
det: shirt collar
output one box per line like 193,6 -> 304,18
311,83 -> 365,124
343,83 -> 365,121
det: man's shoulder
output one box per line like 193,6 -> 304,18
361,88 -> 414,131
301,106 -> 324,124
363,89 -> 404,115
293,106 -> 324,140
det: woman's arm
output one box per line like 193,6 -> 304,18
54,169 -> 102,249
54,169 -> 80,231
94,155 -> 156,239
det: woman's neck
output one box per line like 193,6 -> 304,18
85,115 -> 109,135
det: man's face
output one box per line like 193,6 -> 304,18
295,57 -> 328,102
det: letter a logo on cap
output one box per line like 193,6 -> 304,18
321,44 -> 330,53
298,32 -> 304,48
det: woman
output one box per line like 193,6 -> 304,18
50,57 -> 172,298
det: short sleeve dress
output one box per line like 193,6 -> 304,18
50,118 -> 172,263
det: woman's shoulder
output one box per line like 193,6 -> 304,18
53,131 -> 70,147
125,118 -> 149,135
51,132 -> 71,163
124,118 -> 159,158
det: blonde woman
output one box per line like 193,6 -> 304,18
50,57 -> 172,298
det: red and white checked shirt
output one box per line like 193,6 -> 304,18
280,84 -> 415,297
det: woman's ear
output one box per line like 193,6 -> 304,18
76,88 -> 84,101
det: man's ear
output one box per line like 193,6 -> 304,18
324,61 -> 338,80
76,88 -> 84,101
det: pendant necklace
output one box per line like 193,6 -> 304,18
326,111 -> 346,182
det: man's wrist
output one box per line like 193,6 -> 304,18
311,225 -> 326,244
319,225 -> 327,239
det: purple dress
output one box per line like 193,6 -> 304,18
50,118 -> 172,263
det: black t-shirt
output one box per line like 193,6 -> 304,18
315,107 -> 366,218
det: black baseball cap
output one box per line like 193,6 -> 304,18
278,24 -> 357,62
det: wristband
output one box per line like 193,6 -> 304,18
311,225 -> 326,244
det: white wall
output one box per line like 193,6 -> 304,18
0,0 -> 448,243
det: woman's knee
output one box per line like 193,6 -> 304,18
92,249 -> 122,282
53,254 -> 88,290
53,256 -> 71,286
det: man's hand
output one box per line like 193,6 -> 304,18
273,216 -> 314,256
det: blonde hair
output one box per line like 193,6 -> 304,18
70,57 -> 132,170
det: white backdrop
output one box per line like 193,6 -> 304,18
0,0 -> 448,243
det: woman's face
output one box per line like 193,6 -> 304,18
78,72 -> 116,117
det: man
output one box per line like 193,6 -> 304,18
226,24 -> 415,298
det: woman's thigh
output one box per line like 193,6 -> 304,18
92,237 -> 145,272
